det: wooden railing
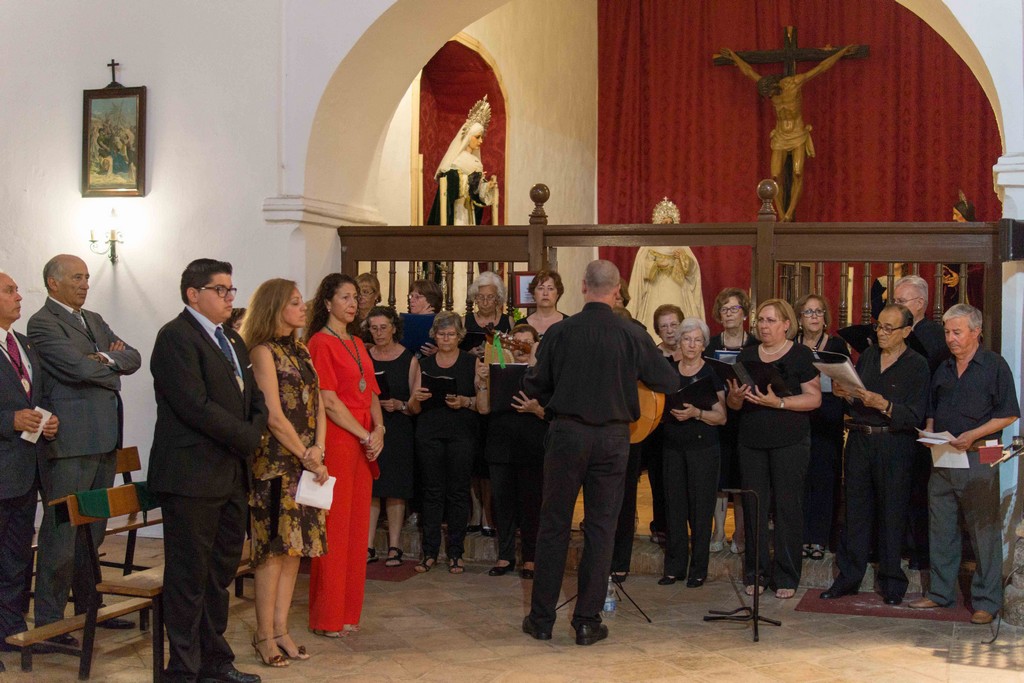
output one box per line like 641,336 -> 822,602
338,182 -> 1007,350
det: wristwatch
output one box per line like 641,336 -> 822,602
779,398 -> 786,410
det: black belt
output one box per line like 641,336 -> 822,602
553,415 -> 627,427
847,423 -> 891,435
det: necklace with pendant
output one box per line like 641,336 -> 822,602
324,325 -> 367,392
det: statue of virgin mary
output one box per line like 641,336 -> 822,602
426,96 -> 499,226
627,198 -> 706,333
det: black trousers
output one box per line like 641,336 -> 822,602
159,484 -> 247,681
416,431 -> 475,559
0,481 -> 37,640
641,428 -> 667,534
904,443 -> 933,565
530,419 -> 630,630
834,432 -> 914,598
803,426 -> 842,548
489,461 -> 544,564
610,444 -> 643,573
662,438 -> 720,580
739,437 -> 810,590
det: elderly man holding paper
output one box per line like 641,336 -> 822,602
818,304 -> 929,605
908,304 -> 1019,624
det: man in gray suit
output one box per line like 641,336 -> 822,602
0,272 -> 58,672
28,254 -> 141,640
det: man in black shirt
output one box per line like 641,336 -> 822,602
521,260 -> 678,646
908,304 -> 1019,625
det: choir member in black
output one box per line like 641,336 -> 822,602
793,293 -> 850,560
524,270 -> 568,337
476,324 -> 545,579
726,299 -> 821,599
354,273 -> 381,341
407,312 -> 480,574
909,304 -> 1019,625
706,288 -> 756,555
892,274 -> 949,571
366,306 -> 419,567
658,318 -> 726,587
521,260 -> 677,646
403,279 -> 443,357
820,304 -> 929,605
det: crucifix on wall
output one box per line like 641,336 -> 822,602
714,27 -> 868,221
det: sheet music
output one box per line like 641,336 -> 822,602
916,429 -> 969,468
812,359 -> 865,391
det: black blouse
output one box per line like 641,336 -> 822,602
417,351 -> 479,437
662,361 -> 724,448
736,343 -> 819,449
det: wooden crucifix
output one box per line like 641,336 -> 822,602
714,27 -> 868,221
106,58 -> 123,88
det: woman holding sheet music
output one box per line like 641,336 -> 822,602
793,294 -> 850,562
477,324 -> 545,579
407,311 -> 480,574
366,306 -> 419,568
726,298 -> 821,600
658,318 -> 726,588
244,279 -> 329,666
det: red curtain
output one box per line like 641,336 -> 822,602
597,0 -> 1001,332
420,41 -> 507,225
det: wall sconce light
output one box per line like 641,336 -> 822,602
90,208 -> 123,265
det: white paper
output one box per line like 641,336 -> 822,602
916,429 -> 969,468
20,406 -> 52,444
812,360 -> 865,391
295,470 -> 336,509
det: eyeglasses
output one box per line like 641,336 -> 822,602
719,305 -> 743,315
434,330 -> 458,339
657,321 -> 681,332
892,296 -> 923,306
199,285 -> 237,299
474,294 -> 499,303
800,308 -> 825,318
679,335 -> 705,346
872,322 -> 908,335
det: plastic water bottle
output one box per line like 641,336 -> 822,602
603,576 -> 617,613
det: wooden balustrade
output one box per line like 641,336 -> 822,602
339,182 -> 1006,351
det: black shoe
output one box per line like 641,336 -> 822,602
657,576 -> 677,586
574,623 -> 608,646
487,563 -> 514,576
33,632 -> 80,654
610,572 -> 628,584
481,526 -> 497,537
199,666 -> 262,683
883,595 -> 903,606
521,616 -> 551,641
98,616 -> 135,630
819,584 -> 857,600
519,568 -> 535,580
686,577 -> 705,588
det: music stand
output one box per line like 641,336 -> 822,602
703,488 -> 780,642
556,580 -> 653,623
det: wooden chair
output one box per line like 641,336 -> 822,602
102,446 -> 164,575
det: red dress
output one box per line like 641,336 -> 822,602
307,331 -> 379,630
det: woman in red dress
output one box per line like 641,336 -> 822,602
306,274 -> 384,637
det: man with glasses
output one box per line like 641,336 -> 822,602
148,259 -> 267,683
820,304 -> 929,605
29,254 -> 141,642
909,304 -> 1019,624
892,275 -> 948,373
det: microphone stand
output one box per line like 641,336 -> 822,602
703,488 -> 780,642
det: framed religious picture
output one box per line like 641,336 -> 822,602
81,86 -> 146,197
512,271 -> 536,308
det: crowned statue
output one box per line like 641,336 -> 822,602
627,198 -> 706,335
427,95 -> 500,226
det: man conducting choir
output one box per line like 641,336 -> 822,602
521,260 -> 678,646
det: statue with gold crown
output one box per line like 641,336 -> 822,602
427,96 -> 499,226
627,198 -> 706,336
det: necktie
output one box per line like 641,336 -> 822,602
215,327 -> 240,378
6,333 -> 30,397
73,310 -> 97,346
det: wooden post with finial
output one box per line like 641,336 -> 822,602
755,180 -> 778,306
528,184 -> 549,270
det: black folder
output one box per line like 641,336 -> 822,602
704,356 -> 792,397
459,331 -> 489,353
374,370 -> 390,401
662,375 -> 719,421
400,313 -> 435,355
488,363 -> 529,414
420,372 -> 457,411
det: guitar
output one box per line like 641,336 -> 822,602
484,329 -> 533,355
630,381 -> 666,444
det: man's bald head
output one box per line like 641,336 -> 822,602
582,260 -> 621,304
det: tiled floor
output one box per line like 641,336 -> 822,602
4,531 -> 1022,682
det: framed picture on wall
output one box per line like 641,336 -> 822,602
82,86 -> 146,197
512,271 -> 536,308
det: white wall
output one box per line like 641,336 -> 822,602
0,1 -> 285,475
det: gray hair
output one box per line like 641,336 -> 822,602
468,271 -> 506,303
893,274 -> 928,303
430,310 -> 466,340
584,260 -> 620,293
943,303 -> 983,330
42,255 -> 68,289
678,317 -> 710,346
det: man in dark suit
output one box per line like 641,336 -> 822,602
0,272 -> 58,673
28,254 -> 140,638
148,259 -> 267,683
